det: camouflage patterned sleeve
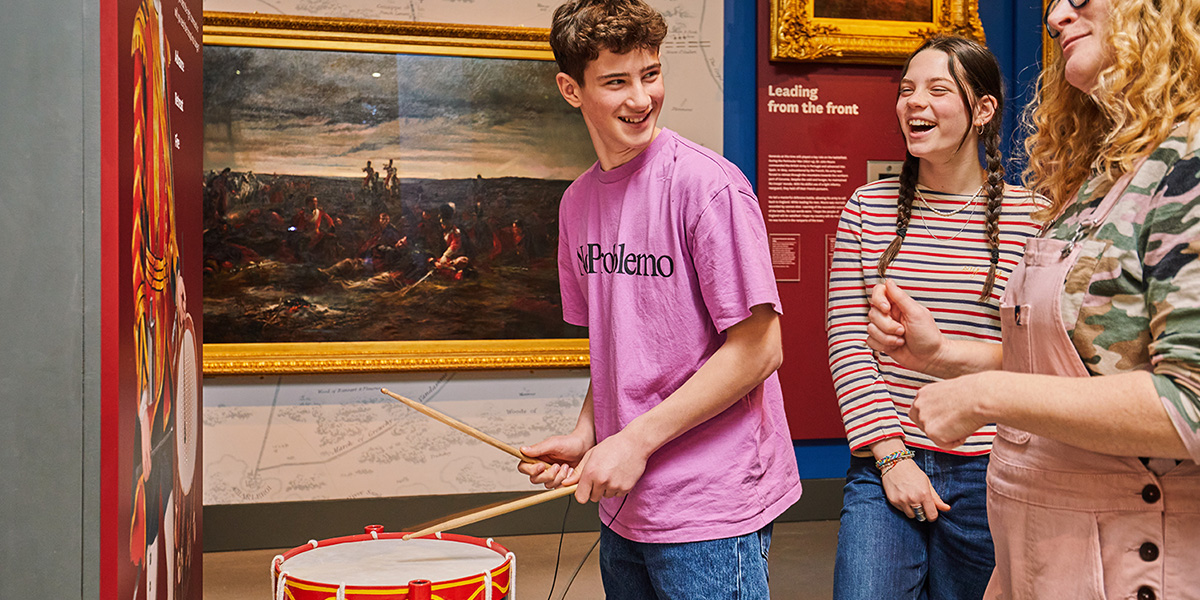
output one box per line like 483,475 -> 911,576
1142,150 -> 1200,461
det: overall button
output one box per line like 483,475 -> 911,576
1142,484 -> 1161,503
1137,586 -> 1156,600
1139,542 -> 1159,562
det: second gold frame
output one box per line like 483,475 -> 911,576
770,0 -> 986,64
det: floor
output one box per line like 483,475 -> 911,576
203,520 -> 839,599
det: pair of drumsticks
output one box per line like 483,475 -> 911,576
381,388 -> 578,540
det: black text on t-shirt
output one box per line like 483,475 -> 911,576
576,243 -> 675,278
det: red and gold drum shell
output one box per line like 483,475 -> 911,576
272,529 -> 513,600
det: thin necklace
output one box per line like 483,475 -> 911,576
916,185 -> 982,216
916,186 -> 983,241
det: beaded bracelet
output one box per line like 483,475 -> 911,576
876,449 -> 915,475
880,460 -> 906,477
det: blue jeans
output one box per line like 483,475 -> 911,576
833,449 -> 994,600
599,523 -> 773,599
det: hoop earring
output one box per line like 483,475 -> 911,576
976,124 -> 984,136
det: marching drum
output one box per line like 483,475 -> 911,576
272,526 -> 515,600
171,317 -> 200,596
174,319 -> 200,500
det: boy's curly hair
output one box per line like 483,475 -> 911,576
549,0 -> 668,84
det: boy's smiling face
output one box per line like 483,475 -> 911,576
557,47 -> 664,171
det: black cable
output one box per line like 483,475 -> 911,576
558,494 -> 629,600
543,495 -> 573,600
558,536 -> 600,600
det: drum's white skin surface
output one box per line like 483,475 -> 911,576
281,539 -> 505,586
175,326 -> 198,496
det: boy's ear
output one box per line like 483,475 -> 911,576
556,72 -> 584,108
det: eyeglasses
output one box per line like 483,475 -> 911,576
1044,0 -> 1089,39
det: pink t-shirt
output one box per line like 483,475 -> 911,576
558,129 -> 802,543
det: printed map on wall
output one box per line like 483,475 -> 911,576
204,371 -> 589,505
204,0 -> 725,151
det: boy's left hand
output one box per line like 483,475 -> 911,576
566,430 -> 649,503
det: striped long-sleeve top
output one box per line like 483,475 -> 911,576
827,178 -> 1045,454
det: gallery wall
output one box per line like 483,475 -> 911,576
0,0 -> 101,594
0,0 -> 209,595
1,0 -> 208,595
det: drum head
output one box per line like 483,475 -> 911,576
281,538 -> 505,586
174,324 -> 199,496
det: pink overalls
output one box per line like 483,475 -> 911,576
985,169 -> 1200,600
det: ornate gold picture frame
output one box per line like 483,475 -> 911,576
770,0 -> 986,64
202,12 -> 590,375
202,11 -> 553,59
1042,0 -> 1057,70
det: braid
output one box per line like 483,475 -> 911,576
878,152 -> 920,278
980,123 -> 1005,301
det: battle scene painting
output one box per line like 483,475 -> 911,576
203,46 -> 595,344
813,0 -> 933,22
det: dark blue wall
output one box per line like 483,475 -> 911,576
978,1 -> 1049,183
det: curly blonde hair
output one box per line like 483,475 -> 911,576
1023,0 -> 1200,219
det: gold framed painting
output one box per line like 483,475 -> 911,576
770,0 -> 986,64
1041,0 -> 1057,70
201,12 -> 592,374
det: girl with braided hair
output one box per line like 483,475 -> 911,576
826,36 -> 1044,600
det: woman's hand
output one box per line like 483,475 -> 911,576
911,373 -> 993,449
866,279 -> 948,376
882,459 -> 951,522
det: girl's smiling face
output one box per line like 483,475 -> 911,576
897,49 -> 979,162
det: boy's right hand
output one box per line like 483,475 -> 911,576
519,432 -> 593,489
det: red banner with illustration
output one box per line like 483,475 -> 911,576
102,0 -> 204,596
758,7 -> 907,441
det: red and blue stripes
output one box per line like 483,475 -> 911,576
827,178 -> 1044,454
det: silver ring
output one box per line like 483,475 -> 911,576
912,506 -> 927,521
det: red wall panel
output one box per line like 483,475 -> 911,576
757,6 -> 907,440
103,0 -> 204,596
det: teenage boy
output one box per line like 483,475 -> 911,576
518,0 -> 801,597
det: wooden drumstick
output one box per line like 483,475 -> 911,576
381,388 -> 543,465
403,484 -> 580,540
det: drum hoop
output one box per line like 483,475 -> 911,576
275,531 -> 513,594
